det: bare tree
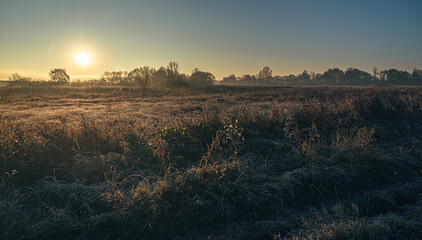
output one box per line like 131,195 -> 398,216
9,73 -> 31,82
129,66 -> 155,98
165,62 -> 189,88
100,71 -> 129,85
167,62 -> 179,78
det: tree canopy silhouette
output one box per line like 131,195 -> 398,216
49,69 -> 70,84
189,68 -> 215,87
129,66 -> 155,98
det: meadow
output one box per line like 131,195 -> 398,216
1,85 -> 421,239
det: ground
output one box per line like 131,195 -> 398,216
1,86 -> 421,239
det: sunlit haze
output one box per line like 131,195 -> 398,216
0,0 -> 421,80
74,52 -> 91,66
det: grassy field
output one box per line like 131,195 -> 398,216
1,86 -> 421,239
0,81 -> 10,88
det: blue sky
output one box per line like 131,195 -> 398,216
0,0 -> 421,79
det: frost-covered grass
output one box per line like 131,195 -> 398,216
1,86 -> 421,239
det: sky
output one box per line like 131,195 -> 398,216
0,0 -> 421,80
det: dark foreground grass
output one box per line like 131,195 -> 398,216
1,86 -> 422,239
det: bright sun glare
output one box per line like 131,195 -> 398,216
74,52 -> 91,66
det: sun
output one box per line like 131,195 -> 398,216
74,52 -> 91,66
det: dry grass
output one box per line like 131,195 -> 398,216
1,86 -> 421,239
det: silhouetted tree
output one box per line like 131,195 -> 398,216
166,61 -> 179,87
151,67 -> 167,88
49,69 -> 70,84
175,73 -> 190,88
103,66 -> 420,87
382,69 -> 411,84
129,66 -> 155,98
258,66 -> 273,83
119,71 -> 130,85
412,67 -> 422,84
309,71 -> 316,82
373,67 -> 378,81
100,71 -> 129,85
167,62 -> 179,78
8,73 -> 31,83
297,70 -> 311,84
165,62 -> 189,88
280,74 -> 297,85
239,74 -> 257,84
222,74 -> 237,83
344,68 -> 371,85
379,70 -> 387,81
189,69 -> 215,87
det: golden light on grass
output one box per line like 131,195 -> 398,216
74,52 -> 91,66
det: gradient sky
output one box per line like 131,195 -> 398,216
1,0 -> 421,80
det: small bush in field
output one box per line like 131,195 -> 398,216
160,118 -> 222,166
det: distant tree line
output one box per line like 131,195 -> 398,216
8,69 -> 71,86
7,73 -> 32,86
98,62 -> 214,88
8,64 -> 422,89
222,66 -> 422,86
7,62 -> 214,85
